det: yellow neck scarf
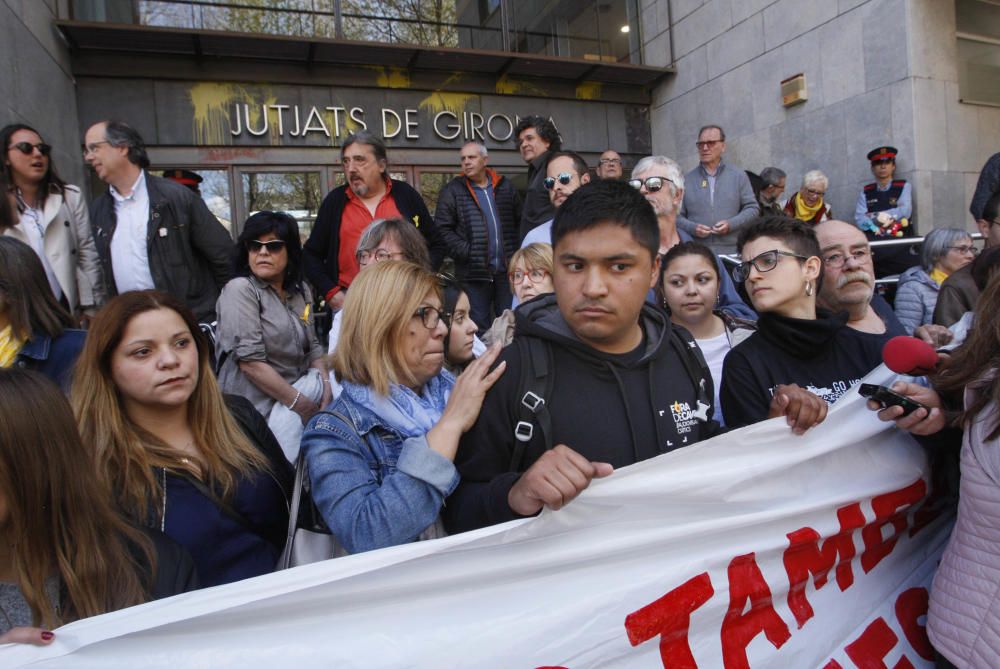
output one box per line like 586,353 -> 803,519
929,267 -> 949,286
794,193 -> 825,222
0,325 -> 24,368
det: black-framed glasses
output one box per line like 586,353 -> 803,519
82,140 -> 110,157
509,268 -> 549,285
823,248 -> 871,269
733,250 -> 809,283
628,176 -> 674,193
245,239 -> 286,253
695,140 -> 722,149
10,142 -> 51,156
357,248 -> 403,264
543,172 -> 573,190
948,244 -> 979,256
413,305 -> 445,329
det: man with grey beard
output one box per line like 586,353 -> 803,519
815,219 -> 950,346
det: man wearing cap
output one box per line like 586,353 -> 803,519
163,169 -> 203,195
854,146 -> 916,276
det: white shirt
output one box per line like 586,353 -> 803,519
109,170 -> 156,293
19,204 -> 63,301
695,331 -> 732,427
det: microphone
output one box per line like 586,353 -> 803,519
882,336 -> 939,375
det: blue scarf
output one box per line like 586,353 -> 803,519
341,371 -> 456,438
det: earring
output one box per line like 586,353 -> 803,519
805,281 -> 814,297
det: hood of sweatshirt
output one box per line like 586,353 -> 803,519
513,293 -> 674,376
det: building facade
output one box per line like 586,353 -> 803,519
2,0 -> 998,238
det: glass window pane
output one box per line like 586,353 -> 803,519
150,168 -> 233,234
957,0 -> 1000,40
958,37 -> 1000,106
137,0 -> 337,38
241,171 -> 322,241
510,0 -> 640,63
342,0 -> 459,47
417,171 -> 455,216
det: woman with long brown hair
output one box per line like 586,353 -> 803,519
73,290 -> 293,587
0,368 -> 195,644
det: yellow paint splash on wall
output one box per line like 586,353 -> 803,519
575,81 -> 603,100
495,75 -> 547,97
188,83 -> 279,144
366,66 -> 411,89
418,91 -> 477,115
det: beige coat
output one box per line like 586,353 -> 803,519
3,184 -> 106,313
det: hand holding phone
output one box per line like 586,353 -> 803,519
858,383 -> 928,417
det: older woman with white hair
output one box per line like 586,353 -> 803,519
895,227 -> 977,334
784,170 -> 832,225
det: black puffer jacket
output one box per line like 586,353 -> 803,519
434,169 -> 521,281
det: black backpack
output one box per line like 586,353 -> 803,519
507,327 -> 713,472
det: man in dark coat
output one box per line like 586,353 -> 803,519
435,141 -> 521,330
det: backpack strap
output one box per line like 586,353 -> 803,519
509,337 -> 554,472
668,326 -> 714,422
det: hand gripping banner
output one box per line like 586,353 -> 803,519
4,367 -> 955,668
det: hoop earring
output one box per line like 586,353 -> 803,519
805,281 -> 814,297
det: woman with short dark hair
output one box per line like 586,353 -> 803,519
216,210 -> 329,424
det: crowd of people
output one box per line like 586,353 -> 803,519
2,114 -> 1000,668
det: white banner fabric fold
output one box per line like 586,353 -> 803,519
3,367 -> 955,668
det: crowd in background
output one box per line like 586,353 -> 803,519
2,115 -> 1000,669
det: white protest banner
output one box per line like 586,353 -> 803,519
3,368 -> 955,668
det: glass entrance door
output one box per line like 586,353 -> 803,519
234,167 -> 328,240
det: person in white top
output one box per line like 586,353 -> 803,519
658,241 -> 756,427
84,120 -> 232,324
1,123 -> 106,319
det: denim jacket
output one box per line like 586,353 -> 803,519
301,395 -> 460,554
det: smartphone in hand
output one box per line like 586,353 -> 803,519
858,383 -> 928,417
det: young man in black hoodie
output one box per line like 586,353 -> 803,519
444,180 -> 723,534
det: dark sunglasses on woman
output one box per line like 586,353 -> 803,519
245,239 -> 287,253
9,142 -> 52,156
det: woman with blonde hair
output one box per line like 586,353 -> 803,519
302,261 -> 504,554
73,290 -> 292,587
0,368 -> 195,644
483,242 -> 554,347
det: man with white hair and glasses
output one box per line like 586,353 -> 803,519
630,155 -> 756,320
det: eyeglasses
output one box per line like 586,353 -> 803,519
804,188 -> 826,197
413,305 -> 445,329
823,248 -> 871,269
599,158 -> 621,165
628,176 -> 674,193
543,172 -> 574,190
82,141 -> 111,157
948,244 -> 979,256
509,268 -> 549,285
357,248 -> 404,264
695,140 -> 723,149
733,250 -> 809,283
9,142 -> 51,156
245,239 -> 286,253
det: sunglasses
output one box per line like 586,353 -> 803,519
245,239 -> 287,253
627,176 -> 674,193
543,172 -> 574,190
9,142 -> 51,156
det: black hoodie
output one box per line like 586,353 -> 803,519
443,294 -> 721,534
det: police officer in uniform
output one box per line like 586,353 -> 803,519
162,169 -> 204,195
854,146 -> 917,277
